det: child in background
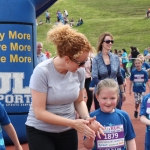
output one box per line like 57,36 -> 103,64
89,77 -> 98,92
45,49 -> 51,59
0,102 -> 22,150
137,54 -> 150,71
129,58 -> 150,118
83,79 -> 136,150
140,94 -> 150,149
119,58 -> 127,91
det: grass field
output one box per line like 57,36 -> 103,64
37,0 -> 150,55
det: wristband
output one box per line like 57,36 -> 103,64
121,91 -> 125,93
84,116 -> 90,120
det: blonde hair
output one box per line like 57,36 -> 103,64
96,79 -> 119,95
134,58 -> 143,64
47,24 -> 93,58
137,54 -> 144,58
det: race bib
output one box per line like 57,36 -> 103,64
146,98 -> 150,114
96,125 -> 124,150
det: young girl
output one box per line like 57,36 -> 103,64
140,93 -> 150,150
137,54 -> 150,71
83,79 -> 136,150
129,58 -> 150,118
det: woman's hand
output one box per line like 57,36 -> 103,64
86,116 -> 104,139
72,119 -> 96,139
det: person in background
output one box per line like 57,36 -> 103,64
130,46 -> 140,70
36,42 -> 48,64
76,17 -> 83,26
26,24 -> 104,150
146,8 -> 150,18
45,49 -> 51,59
83,79 -> 136,150
137,54 -> 150,71
45,10 -> 50,24
113,49 -> 118,55
84,52 -> 94,112
140,93 -> 150,149
118,58 -> 127,109
92,32 -> 126,110
0,102 -> 23,150
129,58 -> 150,118
145,47 -> 150,64
144,47 -> 148,56
122,48 -> 130,78
64,10 -> 68,18
70,18 -> 74,27
118,50 -> 122,58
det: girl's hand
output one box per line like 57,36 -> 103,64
14,145 -> 23,150
123,82 -> 126,87
86,116 -> 104,139
129,91 -> 132,95
122,93 -> 126,102
73,119 -> 96,139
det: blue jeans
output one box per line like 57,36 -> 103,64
26,125 -> 78,150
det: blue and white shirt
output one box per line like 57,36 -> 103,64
140,94 -> 150,149
89,109 -> 136,150
130,69 -> 148,92
37,52 -> 48,65
0,102 -> 11,150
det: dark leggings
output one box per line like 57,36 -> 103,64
85,78 -> 93,112
26,125 -> 78,150
122,62 -> 129,75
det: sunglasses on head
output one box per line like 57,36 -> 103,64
70,57 -> 87,67
103,40 -> 114,44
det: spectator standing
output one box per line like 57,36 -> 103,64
45,10 -> 50,24
36,42 -> 48,64
92,32 -> 126,110
64,10 -> 68,18
0,102 -> 23,150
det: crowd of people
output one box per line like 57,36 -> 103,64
1,24 -> 150,150
36,9 -> 84,27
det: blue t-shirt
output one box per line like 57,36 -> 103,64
89,109 -> 136,150
142,62 -> 150,70
122,52 -> 129,63
140,94 -> 150,149
0,102 -> 11,150
130,69 -> 148,92
121,68 -> 125,81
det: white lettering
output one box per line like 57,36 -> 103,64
0,73 -> 11,94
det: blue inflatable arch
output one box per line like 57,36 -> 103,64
0,0 -> 57,144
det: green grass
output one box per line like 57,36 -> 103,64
37,0 -> 150,55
